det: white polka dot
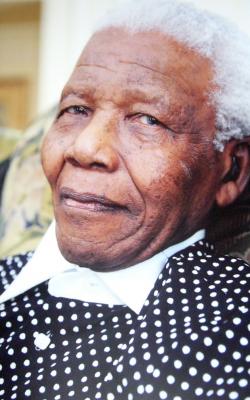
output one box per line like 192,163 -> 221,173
204,336 -> 213,346
159,391 -> 168,399
166,375 -> 175,384
174,360 -> 182,369
189,367 -> 197,376
195,387 -> 203,396
39,386 -> 45,393
229,392 -> 239,399
137,385 -> 144,394
182,345 -> 191,355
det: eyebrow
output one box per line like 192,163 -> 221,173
60,83 -> 167,105
60,87 -> 94,103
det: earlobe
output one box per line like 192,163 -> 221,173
216,180 -> 240,207
215,140 -> 250,208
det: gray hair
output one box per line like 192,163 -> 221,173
96,0 -> 250,150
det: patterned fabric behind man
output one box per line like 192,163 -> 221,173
0,110 -> 55,258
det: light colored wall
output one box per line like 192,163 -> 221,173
37,0 -> 123,114
182,0 -> 250,35
0,2 -> 40,128
37,0 -> 250,114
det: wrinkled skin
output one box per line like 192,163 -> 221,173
42,28 -> 226,271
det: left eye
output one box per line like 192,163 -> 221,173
57,105 -> 90,119
139,115 -> 160,126
67,105 -> 89,115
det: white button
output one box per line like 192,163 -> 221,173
34,333 -> 51,350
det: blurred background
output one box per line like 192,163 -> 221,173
0,0 -> 250,133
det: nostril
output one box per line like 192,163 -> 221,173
66,156 -> 106,170
65,140 -> 119,172
66,157 -> 81,168
90,161 -> 107,170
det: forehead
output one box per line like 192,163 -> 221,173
70,28 -> 213,97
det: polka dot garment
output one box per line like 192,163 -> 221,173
0,241 -> 250,400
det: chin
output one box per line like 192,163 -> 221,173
57,235 -> 129,272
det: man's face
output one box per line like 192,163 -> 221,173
42,28 -> 222,271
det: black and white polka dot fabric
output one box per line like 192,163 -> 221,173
0,241 -> 249,399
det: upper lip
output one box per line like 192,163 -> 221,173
60,187 -> 127,210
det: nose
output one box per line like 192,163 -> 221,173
65,114 -> 119,172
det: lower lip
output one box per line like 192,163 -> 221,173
62,197 -> 120,212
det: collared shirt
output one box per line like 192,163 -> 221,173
0,221 -> 205,314
0,232 -> 249,400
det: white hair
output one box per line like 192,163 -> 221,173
96,0 -> 250,150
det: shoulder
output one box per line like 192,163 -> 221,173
0,252 -> 33,294
193,241 -> 250,282
165,240 -> 250,336
172,239 -> 250,276
170,239 -> 250,304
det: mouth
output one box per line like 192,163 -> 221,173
59,187 -> 129,213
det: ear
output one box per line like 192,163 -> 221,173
216,139 -> 250,207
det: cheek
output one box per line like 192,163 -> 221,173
41,132 -> 66,186
129,144 -> 213,221
127,148 -> 189,210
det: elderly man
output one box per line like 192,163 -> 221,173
0,0 -> 250,399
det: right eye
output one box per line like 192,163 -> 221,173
57,105 -> 91,118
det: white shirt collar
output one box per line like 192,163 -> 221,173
0,221 -> 205,313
